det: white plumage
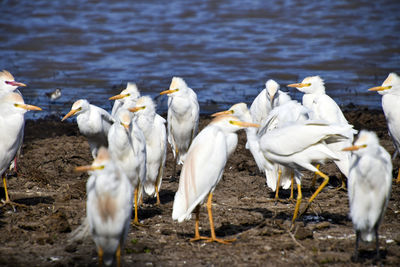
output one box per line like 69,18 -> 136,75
110,82 -> 141,117
172,114 -> 259,243
249,79 -> 291,127
259,120 -> 352,223
160,77 -> 199,173
369,72 -> 400,183
288,76 -> 356,180
129,96 -> 167,204
62,99 -> 114,158
0,92 -> 41,207
343,130 -> 392,260
107,108 -> 146,224
85,147 -> 133,267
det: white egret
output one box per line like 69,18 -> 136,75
160,77 -> 199,176
109,82 -> 141,117
0,92 -> 42,208
172,114 -> 259,244
77,147 -> 133,267
129,96 -> 167,205
0,70 -> 26,97
343,130 -> 392,261
62,99 -> 114,158
107,109 -> 146,225
259,120 -> 352,223
249,79 -> 291,127
0,70 -> 27,173
288,76 -> 356,188
368,72 -> 400,183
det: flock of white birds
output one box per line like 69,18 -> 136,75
0,70 -> 399,265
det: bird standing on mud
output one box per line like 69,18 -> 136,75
368,72 -> 400,183
172,114 -> 259,244
288,76 -> 356,189
0,92 -> 42,209
160,77 -> 199,177
62,99 -> 114,158
258,120 -> 352,224
343,130 -> 392,261
107,108 -> 146,225
77,147 -> 133,267
129,96 -> 167,205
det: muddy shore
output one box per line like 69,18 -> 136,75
0,109 -> 399,266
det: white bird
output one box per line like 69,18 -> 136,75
288,76 -> 356,188
0,70 -> 27,173
62,99 -> 114,158
160,77 -> 199,176
172,114 -> 259,244
343,130 -> 392,261
107,108 -> 146,225
109,82 -> 141,117
77,147 -> 133,267
259,100 -> 311,199
249,79 -> 291,127
368,72 -> 400,183
0,92 -> 41,208
0,70 -> 26,98
259,120 -> 352,223
129,96 -> 167,205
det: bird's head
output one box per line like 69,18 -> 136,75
212,103 -> 252,123
75,147 -> 110,172
0,70 -> 26,93
109,82 -> 140,101
129,96 -> 155,116
62,99 -> 89,121
265,79 -> 280,103
342,130 -> 379,155
115,109 -> 132,131
160,77 -> 187,96
368,73 -> 400,95
1,92 -> 42,114
287,76 -> 325,94
211,114 -> 259,133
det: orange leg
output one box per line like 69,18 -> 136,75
204,192 -> 236,244
301,170 -> 329,216
291,183 -> 302,226
155,183 -> 160,205
397,168 -> 400,183
274,168 -> 282,201
98,246 -> 103,267
190,206 -> 208,242
1,174 -> 25,211
116,244 -> 121,267
132,188 -> 144,226
311,164 -> 321,188
289,171 -> 294,200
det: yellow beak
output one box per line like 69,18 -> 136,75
128,106 -> 145,113
342,144 -> 367,151
62,109 -> 78,121
15,103 -> 42,111
368,86 -> 392,92
109,93 -> 129,100
287,83 -> 310,88
211,110 -> 233,117
160,88 -> 179,95
231,120 -> 260,128
74,165 -> 104,172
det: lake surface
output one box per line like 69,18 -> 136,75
1,0 -> 399,119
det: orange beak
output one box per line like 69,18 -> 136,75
368,86 -> 391,92
211,110 -> 233,117
15,103 -> 42,111
62,109 -> 78,121
109,93 -> 129,100
160,88 -> 179,95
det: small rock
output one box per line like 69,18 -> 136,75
313,221 -> 330,230
295,227 -> 313,240
65,243 -> 77,253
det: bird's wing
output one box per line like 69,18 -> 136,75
172,127 -> 226,222
313,95 -> 348,124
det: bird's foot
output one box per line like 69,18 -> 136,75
204,237 -> 236,244
335,184 -> 347,191
131,220 -> 148,228
1,199 -> 27,212
189,235 -> 209,242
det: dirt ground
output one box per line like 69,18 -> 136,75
0,109 -> 400,266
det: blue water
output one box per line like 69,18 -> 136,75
1,0 -> 399,119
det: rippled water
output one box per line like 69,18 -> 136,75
1,0 -> 399,119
